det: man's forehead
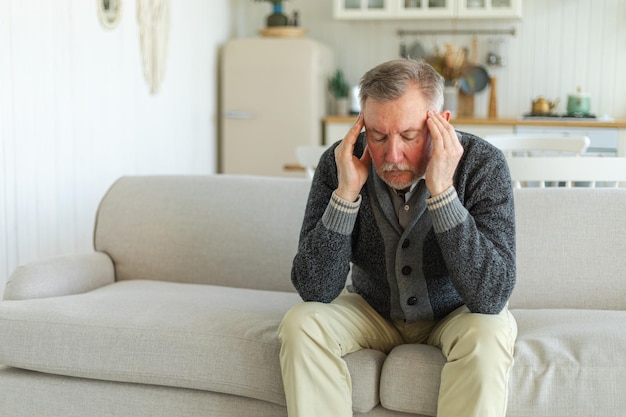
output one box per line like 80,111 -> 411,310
363,114 -> 427,133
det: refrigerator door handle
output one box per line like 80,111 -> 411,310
224,111 -> 256,120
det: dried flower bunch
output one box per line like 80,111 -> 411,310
426,43 -> 467,82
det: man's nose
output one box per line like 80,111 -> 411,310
386,136 -> 404,163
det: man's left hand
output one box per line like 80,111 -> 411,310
425,110 -> 464,196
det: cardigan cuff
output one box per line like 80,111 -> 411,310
426,186 -> 468,233
321,191 -> 361,235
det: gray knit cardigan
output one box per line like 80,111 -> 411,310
291,131 -> 516,321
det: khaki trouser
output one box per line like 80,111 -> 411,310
278,291 -> 517,417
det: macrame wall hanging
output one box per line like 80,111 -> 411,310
137,0 -> 170,94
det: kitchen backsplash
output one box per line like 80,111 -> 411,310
236,0 -> 626,119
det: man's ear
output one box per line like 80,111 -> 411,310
440,110 -> 452,122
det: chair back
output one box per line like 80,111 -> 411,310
296,145 -> 330,179
507,156 -> 626,188
484,134 -> 590,157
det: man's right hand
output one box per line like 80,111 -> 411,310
334,113 -> 371,202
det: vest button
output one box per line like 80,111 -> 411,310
402,239 -> 410,248
402,266 -> 412,275
407,296 -> 418,306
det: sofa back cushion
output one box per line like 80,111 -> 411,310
94,175 -> 311,293
510,188 -> 626,310
95,177 -> 626,308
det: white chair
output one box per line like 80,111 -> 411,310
484,134 -> 591,157
506,156 -> 626,188
296,145 -> 331,179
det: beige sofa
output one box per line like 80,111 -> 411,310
1,174 -> 625,417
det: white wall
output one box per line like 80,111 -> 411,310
0,0 -> 230,297
237,0 -> 626,119
2,0 -> 625,297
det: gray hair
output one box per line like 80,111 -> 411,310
359,59 -> 444,111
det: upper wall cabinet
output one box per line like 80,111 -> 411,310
457,0 -> 522,19
397,0 -> 456,18
333,0 -> 397,19
333,0 -> 522,20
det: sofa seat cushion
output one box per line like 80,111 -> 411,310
379,344 -> 444,416
0,280 -> 385,412
0,280 -> 295,405
508,309 -> 626,417
379,308 -> 626,417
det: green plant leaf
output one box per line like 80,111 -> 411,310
328,69 -> 350,98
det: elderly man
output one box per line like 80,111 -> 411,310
279,59 -> 517,417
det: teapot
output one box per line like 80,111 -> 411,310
566,87 -> 591,115
531,97 -> 559,115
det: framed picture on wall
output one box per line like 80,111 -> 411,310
97,0 -> 121,29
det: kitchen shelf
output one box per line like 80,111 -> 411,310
397,28 -> 516,37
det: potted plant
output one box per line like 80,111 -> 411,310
253,0 -> 289,27
328,69 -> 350,116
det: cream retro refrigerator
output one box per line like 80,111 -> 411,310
220,38 -> 334,177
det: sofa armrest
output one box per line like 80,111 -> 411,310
3,252 -> 115,301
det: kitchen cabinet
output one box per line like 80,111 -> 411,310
322,116 -> 515,144
333,0 -> 396,19
333,0 -> 521,19
454,124 -> 515,137
323,116 -> 626,156
396,0 -> 455,18
516,126 -> 620,156
323,116 -> 361,145
457,0 -> 522,19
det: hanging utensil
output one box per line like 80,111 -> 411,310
486,36 -> 505,67
458,65 -> 490,94
407,41 -> 427,60
400,37 -> 407,58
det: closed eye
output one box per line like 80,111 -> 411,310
366,129 -> 387,142
402,131 -> 420,141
